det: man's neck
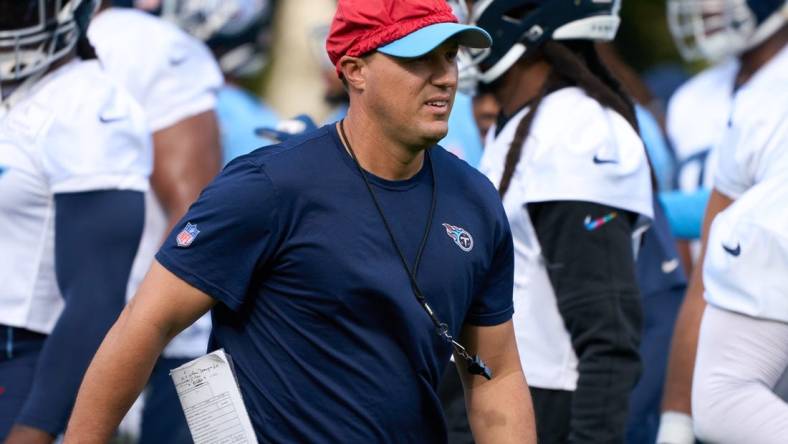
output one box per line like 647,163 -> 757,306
736,26 -> 788,87
339,110 -> 426,181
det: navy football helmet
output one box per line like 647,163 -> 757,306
0,0 -> 98,99
458,0 -> 622,86
668,0 -> 788,61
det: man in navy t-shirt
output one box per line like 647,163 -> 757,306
65,1 -> 537,443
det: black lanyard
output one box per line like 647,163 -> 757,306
338,120 -> 491,380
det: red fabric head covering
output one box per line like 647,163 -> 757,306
326,0 -> 458,76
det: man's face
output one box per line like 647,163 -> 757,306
363,40 -> 459,148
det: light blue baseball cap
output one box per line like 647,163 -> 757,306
377,22 -> 492,59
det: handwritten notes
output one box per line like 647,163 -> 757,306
170,349 -> 258,444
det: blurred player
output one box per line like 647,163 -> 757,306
168,0 -> 280,163
0,0 -> 151,442
87,1 -> 223,442
467,0 -> 653,442
691,173 -> 788,443
658,1 -> 788,441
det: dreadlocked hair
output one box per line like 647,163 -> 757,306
498,40 -> 643,197
76,35 -> 98,60
497,66 -> 555,197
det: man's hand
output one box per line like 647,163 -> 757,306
456,320 -> 536,444
63,261 -> 215,443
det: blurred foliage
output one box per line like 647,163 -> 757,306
615,0 -> 684,72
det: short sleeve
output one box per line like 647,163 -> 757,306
703,176 -> 788,323
39,66 -> 152,194
88,9 -> 223,132
465,205 -> 515,326
155,158 -> 281,310
519,90 -> 654,220
143,35 -> 223,131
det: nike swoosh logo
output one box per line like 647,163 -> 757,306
584,212 -> 618,231
169,54 -> 187,66
722,243 -> 741,257
593,155 -> 618,165
99,114 -> 125,124
661,258 -> 680,274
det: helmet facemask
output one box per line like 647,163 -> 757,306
668,0 -> 788,61
0,0 -> 95,103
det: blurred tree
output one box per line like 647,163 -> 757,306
615,0 -> 683,72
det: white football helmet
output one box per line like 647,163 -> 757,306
668,0 -> 788,61
157,0 -> 269,42
448,0 -> 483,95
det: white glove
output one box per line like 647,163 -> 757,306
656,411 -> 695,444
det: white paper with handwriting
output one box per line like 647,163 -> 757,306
170,349 -> 258,444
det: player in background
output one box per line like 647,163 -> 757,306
657,1 -> 788,442
690,114 -> 788,443
0,0 -> 151,442
87,1 -> 224,442
467,0 -> 654,442
163,0 -> 281,163
660,0 -> 788,262
585,41 -> 691,444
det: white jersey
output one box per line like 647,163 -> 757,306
89,8 -> 223,358
479,87 -> 653,390
0,59 -> 151,334
713,48 -> 788,200
88,8 -> 223,133
666,58 -> 738,191
704,173 -> 788,323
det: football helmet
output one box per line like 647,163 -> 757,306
457,0 -> 622,86
156,0 -> 270,43
448,0 -> 483,94
0,0 -> 98,87
135,0 -> 271,76
668,0 -> 788,61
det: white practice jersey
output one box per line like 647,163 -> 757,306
704,173 -> 788,323
89,8 -> 223,358
713,50 -> 788,200
88,8 -> 223,133
666,58 -> 738,192
479,87 -> 653,390
0,60 -> 151,334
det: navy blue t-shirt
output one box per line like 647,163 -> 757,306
156,125 -> 514,443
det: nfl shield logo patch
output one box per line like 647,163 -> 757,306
176,222 -> 200,248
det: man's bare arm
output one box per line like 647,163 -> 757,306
658,189 -> 733,441
151,110 -> 222,230
63,261 -> 215,443
456,320 -> 536,444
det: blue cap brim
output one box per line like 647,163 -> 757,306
377,22 -> 492,59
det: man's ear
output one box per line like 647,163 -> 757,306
339,55 -> 367,92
